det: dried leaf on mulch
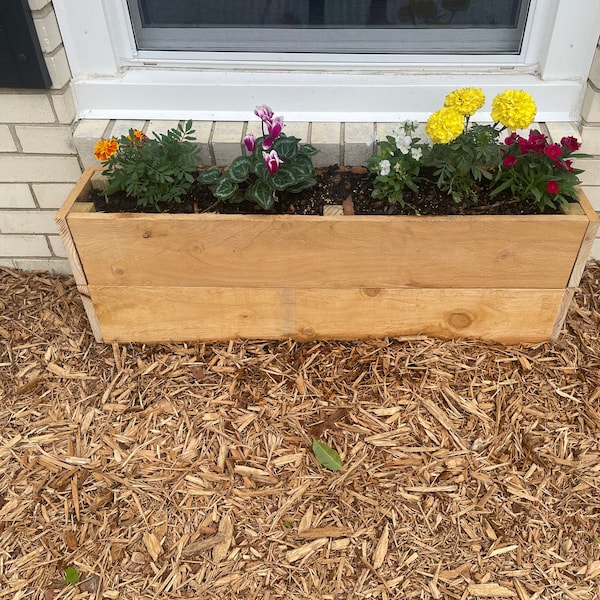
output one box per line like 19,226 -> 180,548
1,264 -> 600,599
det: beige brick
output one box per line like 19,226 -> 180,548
109,120 -> 146,138
0,125 -> 17,152
51,87 -> 76,124
28,0 -> 51,10
344,123 -> 374,166
0,155 -> 81,183
575,158 -> 600,185
44,47 -> 72,90
0,210 -> 58,234
245,120 -> 310,144
580,125 -> 600,154
588,47 -> 600,89
73,119 -> 111,167
212,121 -> 244,166
545,122 -> 581,144
15,125 -> 75,154
582,85 -> 600,123
48,235 -> 66,257
0,184 -> 35,208
14,258 -> 71,274
0,93 -> 54,123
590,237 -> 600,261
310,122 -> 341,167
0,234 -> 51,257
147,120 -> 181,137
33,10 -> 62,53
581,186 -> 600,212
33,183 -> 74,209
191,121 -> 213,165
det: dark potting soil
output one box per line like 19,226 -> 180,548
90,165 -> 561,216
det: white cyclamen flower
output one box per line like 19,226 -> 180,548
379,159 -> 391,176
395,135 -> 412,154
411,147 -> 423,161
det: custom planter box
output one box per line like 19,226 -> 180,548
57,167 -> 599,344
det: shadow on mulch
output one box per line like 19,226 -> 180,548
1,263 -> 599,599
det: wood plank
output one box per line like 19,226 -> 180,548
55,167 -> 103,342
69,212 -> 588,289
89,286 -> 564,344
568,188 -> 600,288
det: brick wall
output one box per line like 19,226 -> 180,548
0,0 -> 80,274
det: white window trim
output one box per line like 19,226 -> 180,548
53,0 -> 600,122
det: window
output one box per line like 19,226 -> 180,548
127,0 -> 530,54
52,0 -> 600,122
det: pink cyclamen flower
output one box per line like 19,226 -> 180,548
262,116 -> 284,149
561,136 -> 581,152
263,150 -> 283,174
502,155 -> 518,167
546,180 -> 559,195
243,133 -> 256,152
254,104 -> 274,125
545,144 -> 562,161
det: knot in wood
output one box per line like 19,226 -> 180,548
449,311 -> 474,329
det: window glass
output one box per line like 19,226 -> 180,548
128,0 -> 530,54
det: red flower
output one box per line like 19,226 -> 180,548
545,144 -> 562,160
502,155 -> 518,167
561,136 -> 580,152
527,132 -> 547,154
546,180 -> 559,194
504,132 -> 518,145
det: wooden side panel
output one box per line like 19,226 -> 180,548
55,167 -> 103,342
90,286 -> 564,344
69,212 -> 588,289
568,189 -> 600,288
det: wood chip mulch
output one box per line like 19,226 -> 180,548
1,264 -> 600,600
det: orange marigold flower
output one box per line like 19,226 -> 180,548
93,138 -> 119,161
127,129 -> 147,144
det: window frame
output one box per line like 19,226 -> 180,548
127,0 -> 531,55
52,0 -> 600,122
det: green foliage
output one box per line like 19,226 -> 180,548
368,121 -> 425,208
205,106 -> 317,211
311,439 -> 343,471
62,566 -> 80,586
490,130 -> 588,212
426,122 -> 502,204
100,120 -> 199,211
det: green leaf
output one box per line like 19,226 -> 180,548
213,176 -> 239,200
271,167 -> 296,191
273,135 -> 300,160
228,156 -> 253,183
62,566 -> 80,586
246,179 -> 274,210
197,169 -> 221,185
287,177 -> 316,193
312,439 -> 343,471
299,143 -> 319,156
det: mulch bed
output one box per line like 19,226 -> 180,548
1,264 -> 599,599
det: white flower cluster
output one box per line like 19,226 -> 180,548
377,121 -> 423,175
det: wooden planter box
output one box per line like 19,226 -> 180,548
57,167 -> 599,344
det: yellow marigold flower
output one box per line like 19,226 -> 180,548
425,107 -> 464,144
491,89 -> 537,130
93,138 -> 119,161
444,87 -> 485,117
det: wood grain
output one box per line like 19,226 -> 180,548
89,286 -> 564,344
